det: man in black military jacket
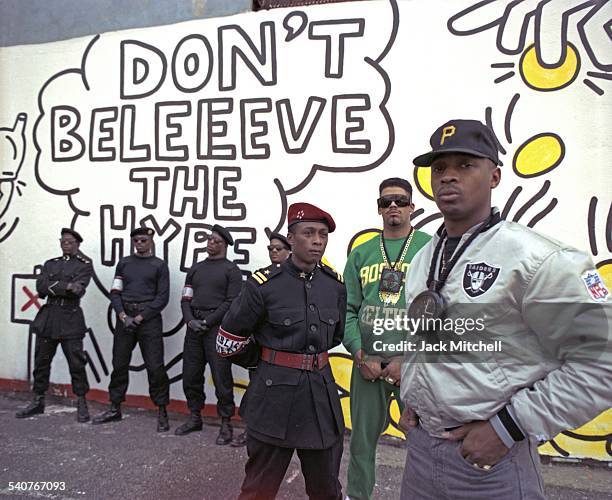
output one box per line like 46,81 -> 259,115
175,224 -> 242,443
16,228 -> 93,422
92,227 -> 171,432
218,203 -> 347,500
230,231 -> 292,448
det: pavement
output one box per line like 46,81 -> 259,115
0,391 -> 610,500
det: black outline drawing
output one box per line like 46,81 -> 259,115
308,19 -> 365,78
587,197 -> 612,256
218,22 -> 277,91
120,39 -> 168,100
171,34 -> 214,93
449,1 -> 611,95
283,11 -> 308,42
0,113 -> 28,243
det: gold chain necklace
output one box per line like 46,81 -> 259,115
378,229 -> 415,305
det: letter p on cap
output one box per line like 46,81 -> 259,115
440,125 -> 456,145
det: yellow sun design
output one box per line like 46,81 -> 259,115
513,133 -> 565,178
519,42 -> 580,91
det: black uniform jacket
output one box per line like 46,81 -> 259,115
110,255 -> 170,321
180,257 -> 243,327
30,253 -> 93,339
220,258 -> 347,449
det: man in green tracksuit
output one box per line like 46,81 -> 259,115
343,178 -> 431,500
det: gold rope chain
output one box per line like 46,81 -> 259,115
379,228 -> 415,271
378,229 -> 415,305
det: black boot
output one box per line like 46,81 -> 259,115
216,417 -> 233,445
157,405 -> 170,432
15,394 -> 45,419
76,396 -> 89,423
230,429 -> 247,447
92,402 -> 122,425
174,410 -> 203,436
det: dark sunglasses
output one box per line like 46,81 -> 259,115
377,195 -> 411,208
268,245 -> 288,252
132,237 -> 150,243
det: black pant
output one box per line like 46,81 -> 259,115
239,435 -> 343,500
108,315 -> 169,406
32,336 -> 89,396
182,326 -> 235,417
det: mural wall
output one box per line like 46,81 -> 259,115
0,0 -> 610,460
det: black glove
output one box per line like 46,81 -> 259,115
188,319 -> 207,333
68,281 -> 84,295
123,316 -> 138,331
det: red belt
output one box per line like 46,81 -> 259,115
261,347 -> 329,371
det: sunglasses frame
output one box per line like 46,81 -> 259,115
377,195 -> 412,208
268,245 -> 288,252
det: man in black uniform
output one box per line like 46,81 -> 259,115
16,228 -> 93,422
217,203 -> 347,500
230,231 -> 292,448
175,224 -> 242,443
267,232 -> 291,265
92,227 -> 171,432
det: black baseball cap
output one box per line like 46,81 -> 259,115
413,119 -> 503,167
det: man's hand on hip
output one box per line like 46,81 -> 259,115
443,421 -> 509,468
399,407 -> 418,433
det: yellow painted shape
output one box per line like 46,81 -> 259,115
341,397 -> 352,431
414,166 -> 434,200
519,43 -> 579,91
384,397 -> 405,438
544,409 -> 612,460
330,355 -> 353,394
540,434 -> 610,462
350,231 -> 380,252
514,134 -> 564,178
597,262 -> 612,289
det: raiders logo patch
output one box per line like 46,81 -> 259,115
463,262 -> 500,298
581,270 -> 609,302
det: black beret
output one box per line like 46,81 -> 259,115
212,224 -> 233,246
61,227 -> 83,243
269,232 -> 290,250
130,227 -> 155,237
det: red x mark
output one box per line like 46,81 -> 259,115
21,286 -> 41,311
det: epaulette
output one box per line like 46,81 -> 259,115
320,262 -> 344,283
52,256 -> 63,261
250,264 -> 282,286
76,254 -> 91,264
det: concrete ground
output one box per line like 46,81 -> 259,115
0,391 -> 610,500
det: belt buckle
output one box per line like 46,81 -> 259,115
300,353 -> 313,371
312,353 -> 319,370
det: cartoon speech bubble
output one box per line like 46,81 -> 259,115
33,2 -> 397,281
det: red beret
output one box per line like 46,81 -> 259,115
287,202 -> 336,233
